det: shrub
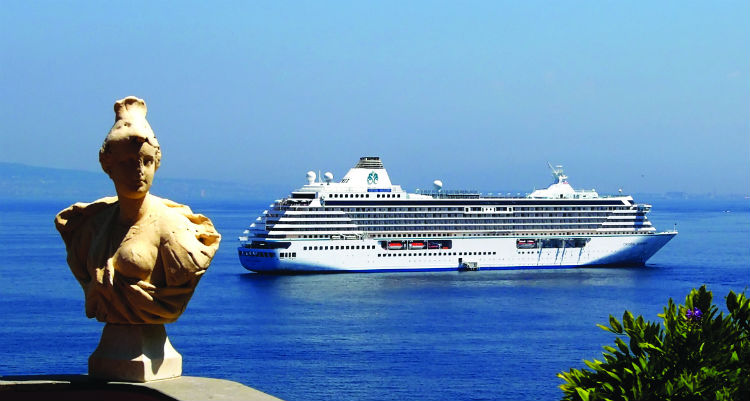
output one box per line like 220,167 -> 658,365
558,286 -> 750,401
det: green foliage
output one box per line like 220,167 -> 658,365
558,286 -> 750,401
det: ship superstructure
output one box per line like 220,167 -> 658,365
238,157 -> 676,273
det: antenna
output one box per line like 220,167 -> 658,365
547,162 -> 567,183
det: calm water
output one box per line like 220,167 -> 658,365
1,198 -> 748,400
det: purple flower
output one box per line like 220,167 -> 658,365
685,307 -> 702,322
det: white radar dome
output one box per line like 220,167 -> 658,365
433,180 -> 443,191
306,171 -> 316,185
324,172 -> 334,183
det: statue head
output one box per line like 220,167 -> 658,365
99,97 -> 162,199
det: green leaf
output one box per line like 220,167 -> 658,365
584,359 -> 601,371
575,388 -> 590,401
727,291 -> 737,310
597,323 -> 613,333
609,315 -> 623,333
638,342 -> 663,353
623,311 -> 634,330
604,370 -> 622,383
602,345 -> 617,354
632,361 -> 642,375
615,337 -> 629,354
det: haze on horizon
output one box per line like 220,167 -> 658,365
1,2 -> 748,196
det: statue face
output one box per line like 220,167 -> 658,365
107,139 -> 158,200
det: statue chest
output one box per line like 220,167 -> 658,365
112,228 -> 160,281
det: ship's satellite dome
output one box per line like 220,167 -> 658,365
306,171 -> 316,184
324,172 -> 334,183
433,180 -> 443,190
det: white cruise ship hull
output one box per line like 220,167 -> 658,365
239,232 -> 676,273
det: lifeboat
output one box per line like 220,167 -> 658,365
409,242 -> 425,249
387,242 -> 404,250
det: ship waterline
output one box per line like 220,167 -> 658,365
238,157 -> 676,273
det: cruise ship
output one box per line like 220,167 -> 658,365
238,157 -> 676,273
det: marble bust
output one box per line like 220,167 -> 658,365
55,96 -> 221,325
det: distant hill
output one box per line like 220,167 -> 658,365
0,162 -> 282,202
1,162 -> 743,203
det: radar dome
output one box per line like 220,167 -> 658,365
433,180 -> 443,191
324,172 -> 334,183
306,171 -> 316,185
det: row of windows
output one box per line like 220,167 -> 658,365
267,218 -> 643,228
321,199 -> 628,207
274,204 -> 632,212
239,250 -> 274,257
271,222 -> 650,232
278,227 -> 359,231
267,220 -> 355,225
377,251 -> 496,257
325,193 -> 406,199
268,214 -> 346,219
270,213 -> 639,222
273,224 -> 605,232
271,210 -> 641,220
276,213 -> 646,224
239,250 -> 298,258
329,193 -> 369,198
303,245 -> 377,251
346,218 -> 615,225
268,230 -> 653,239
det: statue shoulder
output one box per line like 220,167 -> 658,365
150,196 -> 221,286
55,197 -> 118,237
151,196 -> 221,249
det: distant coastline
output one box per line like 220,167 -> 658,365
0,162 -> 746,203
0,162 -> 278,202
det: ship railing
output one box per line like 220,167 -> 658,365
417,189 -> 482,199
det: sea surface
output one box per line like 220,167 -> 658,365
1,197 -> 748,400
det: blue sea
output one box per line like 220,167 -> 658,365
1,198 -> 748,400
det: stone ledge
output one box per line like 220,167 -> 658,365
0,374 -> 282,401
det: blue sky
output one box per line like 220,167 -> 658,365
1,1 -> 748,195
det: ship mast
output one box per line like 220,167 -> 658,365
547,162 -> 568,184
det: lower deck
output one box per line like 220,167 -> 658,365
238,233 -> 676,273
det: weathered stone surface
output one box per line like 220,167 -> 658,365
89,324 -> 182,382
0,375 -> 283,401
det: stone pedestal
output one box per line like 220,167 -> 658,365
89,323 -> 182,382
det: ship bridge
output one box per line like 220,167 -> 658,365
290,157 -> 405,199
